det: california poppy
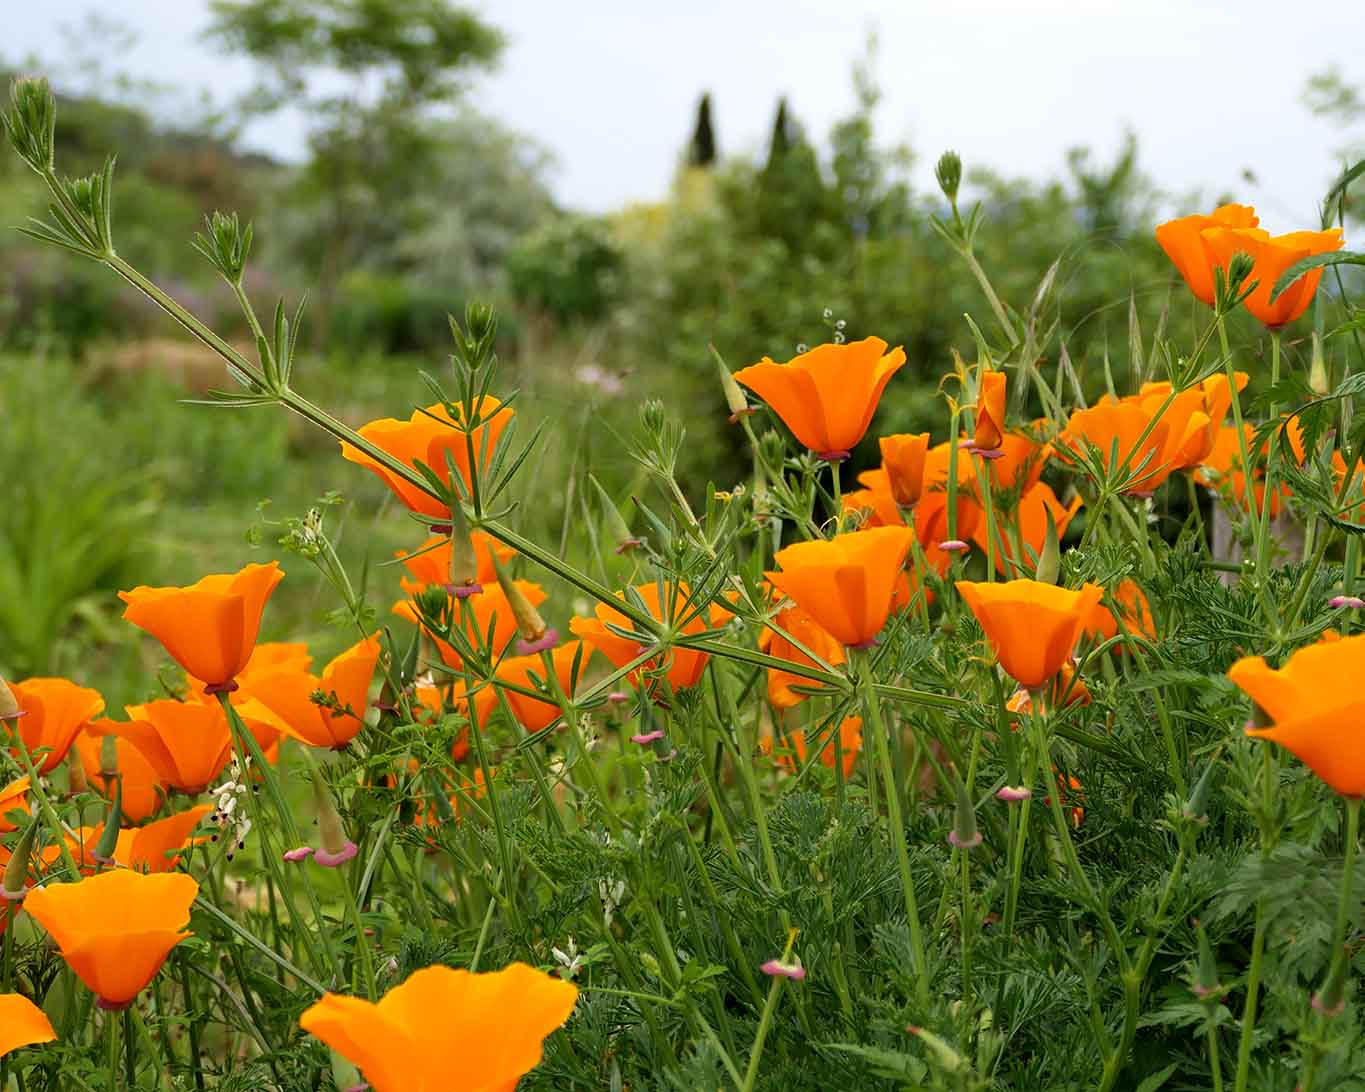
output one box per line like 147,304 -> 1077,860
397,532 -> 514,594
300,962 -> 578,1092
1202,226 -> 1345,327
0,994 -> 55,1057
0,777 -> 29,833
976,482 -> 1083,576
956,579 -> 1105,688
7,678 -> 104,774
766,526 -> 916,647
974,370 -> 1006,453
1229,633 -> 1365,795
395,580 -> 547,668
244,634 -> 382,750
1058,399 -> 1171,494
570,582 -> 731,693
732,338 -> 907,459
878,433 -> 931,506
188,641 -> 312,696
1082,578 -> 1157,643
987,430 -> 1051,494
763,716 -> 862,778
74,726 -> 167,823
1155,203 -> 1260,306
22,869 -> 197,1009
117,701 -> 234,795
469,641 -> 590,733
757,605 -> 847,710
120,562 -> 284,694
340,399 -> 513,519
99,805 -> 212,873
1005,664 -> 1092,719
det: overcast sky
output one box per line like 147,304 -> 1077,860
6,0 -> 1363,230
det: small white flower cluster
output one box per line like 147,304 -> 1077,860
599,876 -> 626,928
208,756 -> 253,861
552,937 -> 584,979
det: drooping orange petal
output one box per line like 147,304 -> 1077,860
10,678 -> 105,775
0,994 -> 56,1057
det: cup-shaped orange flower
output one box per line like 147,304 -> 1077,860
468,641 -> 590,733
0,994 -> 55,1058
75,726 -> 167,823
8,678 -> 105,775
956,579 -> 1105,688
22,869 -> 197,1010
732,337 -> 907,459
395,580 -> 547,669
878,433 -> 931,506
245,634 -> 382,750
1058,399 -> 1171,495
976,482 -> 1083,576
987,431 -> 1051,494
188,640 -> 312,697
763,716 -> 862,778
1229,633 -> 1365,795
117,701 -> 234,795
758,605 -> 847,710
1155,203 -> 1260,306
299,962 -> 578,1092
106,805 -> 213,873
0,777 -> 29,833
120,562 -> 284,694
1202,226 -> 1345,327
570,582 -> 731,692
340,399 -> 513,519
973,370 -> 1006,453
1082,578 -> 1157,643
766,526 -> 916,648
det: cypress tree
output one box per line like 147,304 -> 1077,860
688,92 -> 717,167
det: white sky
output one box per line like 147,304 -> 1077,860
6,0 -> 1363,229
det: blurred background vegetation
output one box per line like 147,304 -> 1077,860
2,0 -> 1361,699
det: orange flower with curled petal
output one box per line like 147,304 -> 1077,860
0,994 -> 55,1057
976,482 -> 1083,576
1196,425 -> 1291,516
1006,663 -> 1092,719
397,532 -> 514,595
766,526 -> 916,648
116,701 -> 234,795
1230,633 -> 1365,795
987,430 -> 1051,494
0,778 -> 30,833
341,399 -> 514,520
1058,399 -> 1171,494
8,678 -> 104,775
245,634 -> 382,750
300,962 -> 578,1092
468,641 -> 590,733
913,491 -> 981,575
119,562 -> 284,694
1155,203 -> 1260,306
758,605 -> 847,710
956,579 -> 1105,688
394,580 -> 546,668
570,582 -> 731,692
762,716 -> 863,777
732,338 -> 907,459
75,727 -> 167,823
973,370 -> 1006,453
1082,578 -> 1157,643
1135,385 -> 1214,484
103,804 -> 213,873
21,869 -> 197,1010
879,433 -> 931,506
1202,226 -> 1344,327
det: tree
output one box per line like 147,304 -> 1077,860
206,0 -> 506,335
688,92 -> 717,168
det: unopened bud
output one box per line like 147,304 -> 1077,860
1,819 -> 37,900
1309,330 -> 1329,395
1217,252 -> 1257,315
1034,508 -> 1060,585
4,77 -> 57,173
935,150 -> 962,205
1192,920 -> 1221,1001
0,675 -> 20,721
446,504 -> 482,597
947,777 -> 982,849
309,760 -> 358,868
717,358 -> 753,422
492,556 -> 557,654
67,753 -> 89,796
92,777 -> 124,865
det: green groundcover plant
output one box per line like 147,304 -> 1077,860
3,77 -> 1365,1092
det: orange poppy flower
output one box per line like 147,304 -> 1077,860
1155,203 -> 1260,306
340,398 -> 513,519
397,532 -> 515,594
1201,226 -> 1345,327
7,678 -> 104,775
74,727 -> 167,823
189,641 -> 313,696
973,370 -> 1006,453
101,805 -> 213,873
1058,399 -> 1171,494
1082,578 -> 1157,643
117,701 -> 234,795
766,526 -> 916,647
762,716 -> 862,778
0,994 -> 56,1057
1135,385 -> 1215,484
976,482 -> 1083,576
0,777 -> 30,833
120,562 -> 284,694
987,431 -> 1051,494
300,962 -> 578,1092
468,641 -> 589,733
395,581 -> 547,668
878,433 -> 931,506
1005,664 -> 1092,719
732,338 -> 907,459
244,634 -> 382,750
22,869 -> 197,1009
1229,633 -> 1365,795
1196,424 -> 1291,516
956,579 -> 1105,688
757,605 -> 847,710
570,582 -> 731,692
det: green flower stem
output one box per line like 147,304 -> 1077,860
1234,745 -> 1279,1092
856,648 -> 930,1011
1207,1013 -> 1225,1092
106,1007 -> 121,1092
